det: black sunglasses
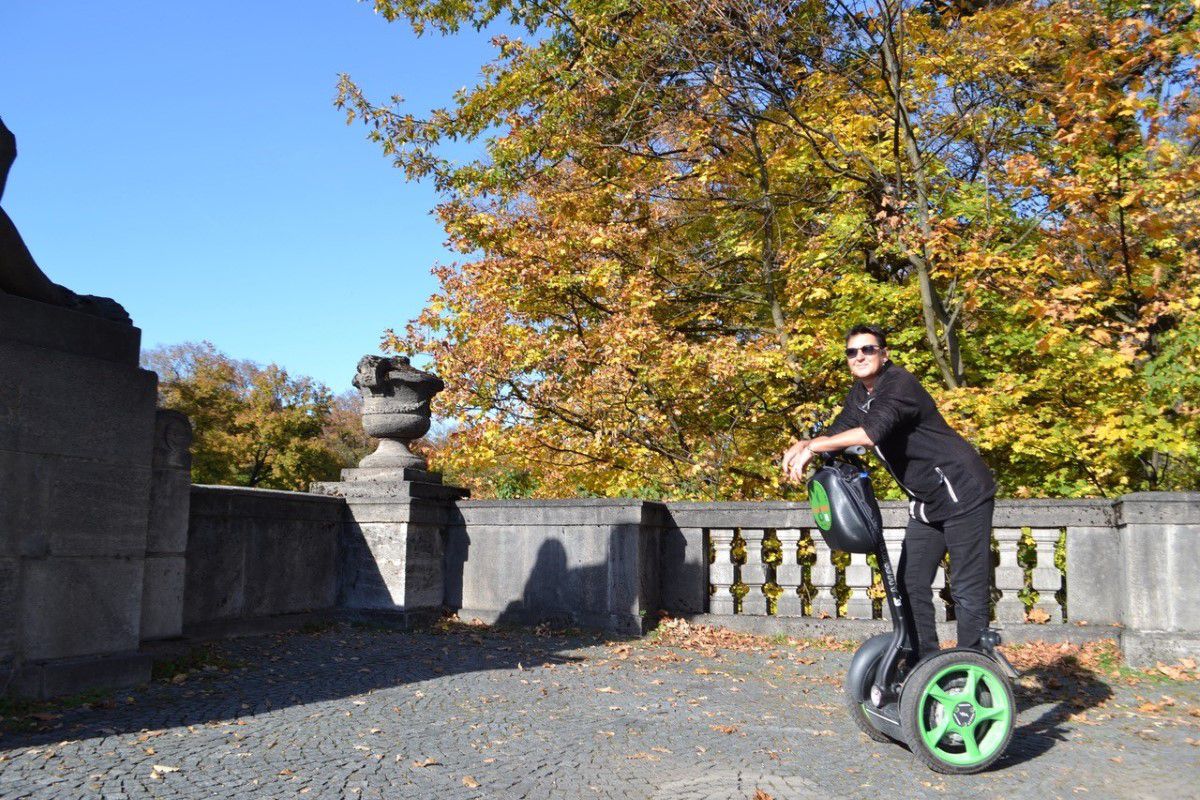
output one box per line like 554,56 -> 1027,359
845,344 -> 883,358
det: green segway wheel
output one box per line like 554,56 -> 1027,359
900,651 -> 1015,774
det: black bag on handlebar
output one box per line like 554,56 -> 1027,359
807,456 -> 884,554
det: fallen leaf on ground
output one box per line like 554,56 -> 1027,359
411,758 -> 440,768
1157,662 -> 1197,681
463,776 -> 480,788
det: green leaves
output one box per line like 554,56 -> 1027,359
142,342 -> 356,490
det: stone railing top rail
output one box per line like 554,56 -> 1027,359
450,493 -> 1200,528
192,484 -> 346,523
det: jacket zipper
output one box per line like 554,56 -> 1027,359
935,467 -> 960,503
876,445 -> 928,522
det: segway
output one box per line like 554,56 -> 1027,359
808,448 -> 1019,773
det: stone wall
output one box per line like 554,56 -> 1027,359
435,493 -> 1197,665
184,486 -> 343,630
1114,493 -> 1200,665
1,293 -> 159,697
445,500 -> 664,635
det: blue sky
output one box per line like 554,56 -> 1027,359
1,1 -> 498,393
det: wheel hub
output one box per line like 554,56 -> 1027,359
915,662 -> 1013,768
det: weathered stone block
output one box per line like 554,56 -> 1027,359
12,651 -> 152,700
147,469 -> 191,554
1123,631 -> 1200,669
141,556 -> 186,640
445,505 -> 660,635
0,558 -> 17,661
0,342 -> 157,465
44,459 -> 152,557
340,519 -> 443,610
332,496 -> 450,526
994,498 -> 1117,528
1122,522 -> 1200,634
660,527 -> 706,614
1065,526 -> 1122,626
1118,492 -> 1200,525
20,558 -> 144,660
0,450 -> 52,556
243,518 -> 338,615
456,499 -> 651,527
184,516 -> 246,624
184,486 -> 345,628
146,409 -> 193,555
0,293 -> 141,365
664,501 -> 811,529
190,484 -> 344,523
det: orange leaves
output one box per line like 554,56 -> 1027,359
358,0 -> 1200,500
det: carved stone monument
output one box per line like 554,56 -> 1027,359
1,119 -> 171,698
0,118 -> 130,323
312,356 -> 466,621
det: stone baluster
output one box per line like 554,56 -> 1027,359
933,558 -> 949,621
883,528 -> 904,567
845,551 -> 874,619
739,529 -> 768,615
709,529 -> 736,615
993,528 -> 1026,623
1030,528 -> 1063,622
775,529 -> 804,617
810,534 -> 838,619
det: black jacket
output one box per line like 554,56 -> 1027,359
827,362 -> 995,523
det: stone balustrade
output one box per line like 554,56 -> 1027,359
697,506 -> 1076,625
658,495 -> 1199,666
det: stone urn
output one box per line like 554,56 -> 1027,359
353,354 -> 444,472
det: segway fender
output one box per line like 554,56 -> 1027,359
847,633 -> 893,703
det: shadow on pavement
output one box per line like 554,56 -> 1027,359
1002,654 -> 1115,766
0,620 -> 597,752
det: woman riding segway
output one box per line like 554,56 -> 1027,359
781,324 -> 1017,773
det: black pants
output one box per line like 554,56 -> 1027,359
898,500 -> 994,657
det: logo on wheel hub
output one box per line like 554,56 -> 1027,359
953,702 -> 976,726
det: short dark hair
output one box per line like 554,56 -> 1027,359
844,324 -> 887,348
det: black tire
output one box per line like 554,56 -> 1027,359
899,650 -> 1015,774
845,658 -> 893,743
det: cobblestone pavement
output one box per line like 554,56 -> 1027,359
1,621 -> 1197,800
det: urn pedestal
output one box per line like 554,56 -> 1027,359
311,356 -> 467,621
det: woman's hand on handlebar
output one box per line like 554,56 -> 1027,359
781,438 -> 818,484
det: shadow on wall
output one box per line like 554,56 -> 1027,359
486,539 -> 627,632
496,539 -> 575,628
443,509 -> 664,637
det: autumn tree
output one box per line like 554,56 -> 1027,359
322,390 -> 378,470
340,0 -> 1200,499
143,342 -> 352,490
